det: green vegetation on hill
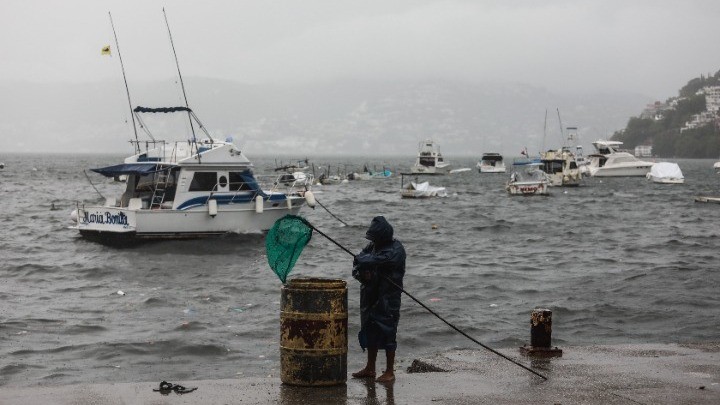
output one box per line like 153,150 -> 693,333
611,70 -> 720,158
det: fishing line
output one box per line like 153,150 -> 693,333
297,217 -> 548,380
83,170 -> 105,200
313,197 -> 350,227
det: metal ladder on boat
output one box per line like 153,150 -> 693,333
150,171 -> 168,209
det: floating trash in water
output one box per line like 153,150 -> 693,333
117,290 -> 126,296
429,298 -> 441,302
489,304 -> 498,307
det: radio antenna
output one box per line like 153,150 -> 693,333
162,8 -> 198,147
108,11 -> 140,155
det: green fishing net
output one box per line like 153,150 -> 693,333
266,215 -> 313,283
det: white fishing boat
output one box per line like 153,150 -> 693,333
401,181 -> 448,198
476,153 -> 506,173
540,148 -> 582,186
70,106 -> 315,244
587,140 -> 653,177
348,165 -> 392,180
410,139 -> 452,174
506,161 -> 549,196
400,173 -> 447,198
646,162 -> 684,184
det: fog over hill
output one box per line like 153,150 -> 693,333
0,78 -> 650,157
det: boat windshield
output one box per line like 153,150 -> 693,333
513,164 -> 546,182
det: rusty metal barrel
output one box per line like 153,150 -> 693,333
280,278 -> 348,386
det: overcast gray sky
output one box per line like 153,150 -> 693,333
2,0 -> 719,99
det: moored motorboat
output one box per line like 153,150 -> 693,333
477,153 -> 506,173
506,161 -> 549,196
540,148 -> 582,186
401,181 -> 448,198
399,173 -> 447,198
587,140 -> 653,177
410,139 -> 452,174
646,162 -> 684,184
71,106 -> 314,244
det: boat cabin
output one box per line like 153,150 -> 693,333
96,164 -> 267,211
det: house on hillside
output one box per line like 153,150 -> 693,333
635,145 -> 652,157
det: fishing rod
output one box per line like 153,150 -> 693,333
108,11 -> 140,155
162,8 -> 200,162
298,217 -> 548,381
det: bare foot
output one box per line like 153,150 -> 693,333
352,368 -> 376,379
375,371 -> 395,383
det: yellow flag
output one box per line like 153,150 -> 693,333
101,45 -> 111,56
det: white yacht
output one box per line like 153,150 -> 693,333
587,140 -> 653,177
477,153 -> 506,173
70,106 -> 314,244
410,139 -> 452,174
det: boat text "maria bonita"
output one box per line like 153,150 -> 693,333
84,211 -> 130,226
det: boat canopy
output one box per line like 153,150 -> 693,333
133,106 -> 192,114
649,162 -> 683,179
90,163 -> 175,177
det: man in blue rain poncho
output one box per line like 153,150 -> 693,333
351,216 -> 406,383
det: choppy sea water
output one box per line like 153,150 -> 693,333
1,153 -> 719,387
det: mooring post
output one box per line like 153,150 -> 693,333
519,308 -> 562,357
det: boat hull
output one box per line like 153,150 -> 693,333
478,165 -> 506,173
546,171 -> 582,187
589,164 -> 652,177
506,181 -> 549,196
409,164 -> 452,174
73,198 -> 304,243
648,176 -> 684,184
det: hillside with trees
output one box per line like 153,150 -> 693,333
611,70 -> 720,158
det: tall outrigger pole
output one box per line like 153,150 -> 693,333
108,11 -> 140,155
162,8 -> 199,157
557,108 -> 565,146
542,108 -> 548,152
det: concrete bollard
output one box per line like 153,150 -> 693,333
519,308 -> 562,357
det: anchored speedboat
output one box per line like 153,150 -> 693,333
71,106 -> 314,244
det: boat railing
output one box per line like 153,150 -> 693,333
257,173 -> 314,195
129,140 -> 204,163
204,181 -> 262,205
197,173 -> 312,207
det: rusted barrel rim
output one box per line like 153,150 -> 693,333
285,277 -> 346,289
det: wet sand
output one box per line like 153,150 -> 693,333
3,343 -> 718,404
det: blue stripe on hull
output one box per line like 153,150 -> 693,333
176,193 -> 287,210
